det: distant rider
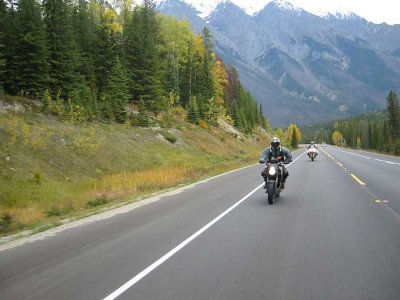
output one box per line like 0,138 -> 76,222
307,141 -> 318,157
259,137 -> 292,188
307,141 -> 318,149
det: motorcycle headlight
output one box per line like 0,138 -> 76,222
268,167 -> 276,176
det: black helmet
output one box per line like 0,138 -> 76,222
271,137 -> 280,149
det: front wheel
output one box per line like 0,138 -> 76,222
267,182 -> 276,205
311,155 -> 314,161
267,191 -> 274,204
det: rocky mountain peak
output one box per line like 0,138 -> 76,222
268,0 -> 300,12
157,0 -> 400,126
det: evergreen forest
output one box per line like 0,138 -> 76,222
301,91 -> 400,154
0,0 -> 267,132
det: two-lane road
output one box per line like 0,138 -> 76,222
323,146 -> 400,214
1,148 -> 400,300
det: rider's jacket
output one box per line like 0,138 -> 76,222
259,146 -> 293,164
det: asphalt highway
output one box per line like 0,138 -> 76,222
1,147 -> 400,300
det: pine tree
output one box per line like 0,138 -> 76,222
72,0 -> 96,91
100,96 -> 113,123
291,128 -> 298,149
42,89 -> 52,112
206,97 -> 220,126
105,56 -> 130,123
0,0 -> 7,93
239,109 -> 250,133
78,83 -> 97,120
259,104 -> 268,129
13,0 -> 49,97
230,102 -> 240,128
124,0 -> 163,111
93,4 -> 121,95
3,1 -> 20,94
137,97 -> 150,127
194,27 -> 215,104
43,0 -> 80,97
387,91 -> 400,141
201,27 -> 214,63
197,55 -> 214,101
187,96 -> 199,124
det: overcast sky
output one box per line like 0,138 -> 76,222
253,0 -> 400,25
151,0 -> 400,24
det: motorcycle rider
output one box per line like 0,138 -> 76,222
307,141 -> 318,149
259,137 -> 292,188
307,141 -> 318,158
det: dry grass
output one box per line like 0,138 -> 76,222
0,103 -> 270,235
95,167 -> 195,194
6,207 -> 44,225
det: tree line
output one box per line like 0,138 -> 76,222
301,91 -> 400,154
274,123 -> 302,149
0,0 -> 267,132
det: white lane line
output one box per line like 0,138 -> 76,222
374,159 -> 398,165
103,152 -> 306,300
331,147 -> 372,159
330,147 -> 400,165
0,151 -> 303,250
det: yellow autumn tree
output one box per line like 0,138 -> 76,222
212,59 -> 228,106
332,130 -> 343,146
102,8 -> 122,34
287,123 -> 302,146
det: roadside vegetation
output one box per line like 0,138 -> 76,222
301,91 -> 400,155
0,96 -> 269,235
0,0 -> 273,236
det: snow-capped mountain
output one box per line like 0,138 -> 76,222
157,0 -> 362,20
157,0 -> 272,18
157,0 -> 400,126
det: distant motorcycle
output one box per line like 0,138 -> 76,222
307,147 -> 318,161
261,157 -> 287,205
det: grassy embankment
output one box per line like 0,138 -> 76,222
0,95 -> 270,236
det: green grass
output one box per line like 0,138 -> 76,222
0,97 -> 270,236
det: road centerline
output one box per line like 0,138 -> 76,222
103,152 -> 306,300
350,174 -> 366,186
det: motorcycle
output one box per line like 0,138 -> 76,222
307,147 -> 318,161
261,157 -> 287,205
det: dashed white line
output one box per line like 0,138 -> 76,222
330,147 -> 399,165
332,147 -> 372,159
374,159 -> 398,165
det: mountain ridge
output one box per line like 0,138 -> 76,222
158,0 -> 400,126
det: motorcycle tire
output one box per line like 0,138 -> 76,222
268,191 -> 274,205
267,181 -> 276,205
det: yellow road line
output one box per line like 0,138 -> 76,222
350,174 -> 366,186
337,162 -> 343,167
375,200 -> 382,203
